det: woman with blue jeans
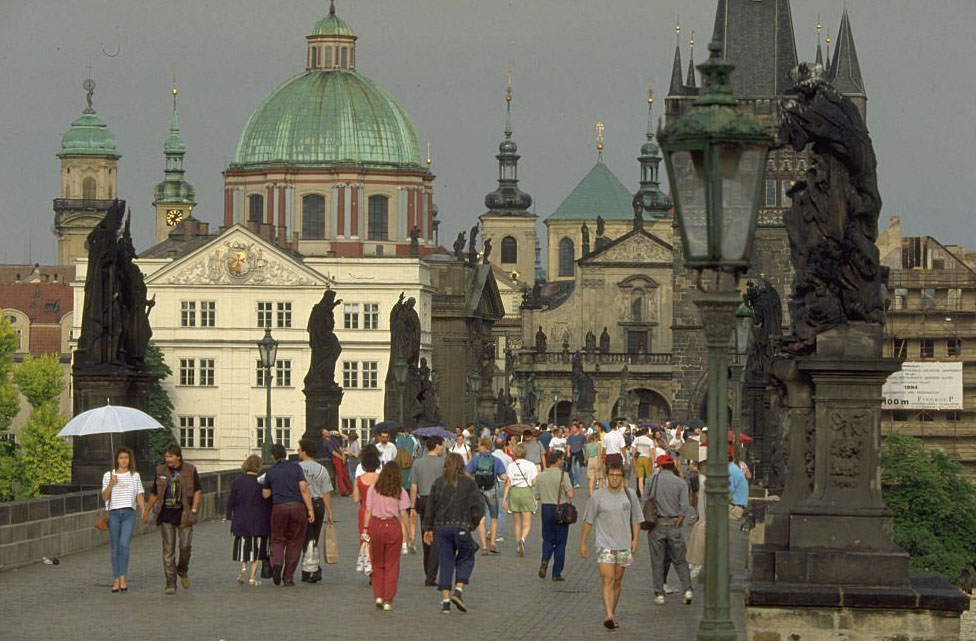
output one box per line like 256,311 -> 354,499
536,450 -> 574,580
422,453 -> 485,614
100,447 -> 145,592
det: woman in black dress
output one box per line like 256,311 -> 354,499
225,455 -> 272,585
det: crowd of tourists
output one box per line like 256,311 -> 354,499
99,418 -> 750,628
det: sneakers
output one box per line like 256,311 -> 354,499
654,594 -> 665,605
402,542 -> 408,555
451,588 -> 467,613
441,600 -> 451,614
272,564 -> 283,586
376,597 -> 384,609
382,602 -> 393,611
180,574 -> 191,589
164,586 -> 177,595
495,536 -> 505,543
684,589 -> 694,605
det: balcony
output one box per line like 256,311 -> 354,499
53,198 -> 116,211
519,350 -> 672,374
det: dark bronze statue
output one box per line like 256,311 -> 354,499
521,373 -> 538,421
745,278 -> 783,377
305,289 -> 342,388
409,226 -> 420,256
535,326 -> 547,353
571,350 -> 596,411
779,63 -> 885,353
453,232 -> 466,260
385,292 -> 428,428
599,327 -> 610,353
77,201 -> 152,371
631,194 -> 644,231
495,388 -> 517,426
482,237 -> 492,264
467,225 -> 479,264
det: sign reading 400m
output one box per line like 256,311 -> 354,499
881,362 -> 963,410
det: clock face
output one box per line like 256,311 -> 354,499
166,209 -> 184,226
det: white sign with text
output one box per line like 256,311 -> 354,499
882,361 -> 963,410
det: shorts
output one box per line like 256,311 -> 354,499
729,505 -> 745,521
634,457 -> 654,478
596,548 -> 633,567
481,489 -> 499,519
604,453 -> 623,468
587,458 -> 604,480
508,486 -> 537,513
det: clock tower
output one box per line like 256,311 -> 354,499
153,84 -> 196,243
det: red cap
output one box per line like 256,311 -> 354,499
656,454 -> 675,467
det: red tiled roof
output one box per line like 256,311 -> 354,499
0,282 -> 73,324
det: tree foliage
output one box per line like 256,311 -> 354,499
15,402 -> 70,497
0,316 -> 21,432
13,354 -> 64,409
882,431 -> 976,580
145,343 -> 176,465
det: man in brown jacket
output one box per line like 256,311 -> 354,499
144,443 -> 202,594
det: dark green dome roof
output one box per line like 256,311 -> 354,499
59,109 -> 119,158
232,70 -> 423,170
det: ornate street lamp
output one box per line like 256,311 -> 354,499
393,358 -> 408,424
658,40 -> 772,641
256,327 -> 278,461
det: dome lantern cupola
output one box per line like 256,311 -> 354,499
307,1 -> 357,71
635,82 -> 672,219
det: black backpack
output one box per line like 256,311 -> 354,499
474,454 -> 496,491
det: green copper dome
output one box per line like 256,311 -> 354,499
232,71 -> 424,169
312,12 -> 355,37
59,109 -> 119,158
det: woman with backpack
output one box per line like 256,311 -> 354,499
501,442 -> 538,557
465,438 -> 508,555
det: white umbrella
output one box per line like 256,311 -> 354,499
58,403 -> 165,458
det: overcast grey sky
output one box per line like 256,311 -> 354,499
1,0 -> 973,265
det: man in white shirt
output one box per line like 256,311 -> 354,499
602,424 -> 626,470
374,429 -> 397,466
450,433 -> 472,463
491,438 -> 514,543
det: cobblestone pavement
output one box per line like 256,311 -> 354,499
2,487 -> 747,641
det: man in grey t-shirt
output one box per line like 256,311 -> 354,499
410,436 -> 445,586
579,461 -> 642,630
521,430 -> 546,470
298,438 -> 334,583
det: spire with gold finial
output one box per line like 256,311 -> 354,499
596,121 -> 605,161
669,17 -> 685,96
483,72 -> 532,215
425,140 -> 432,168
504,71 -> 513,140
825,27 -> 832,64
155,75 -> 196,234
816,17 -> 824,66
686,31 -> 697,89
636,79 -> 672,219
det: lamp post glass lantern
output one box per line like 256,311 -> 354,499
659,40 -> 772,641
257,328 -> 278,460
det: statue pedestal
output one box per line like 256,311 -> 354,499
304,382 -> 343,440
748,326 -> 968,639
71,367 -> 154,488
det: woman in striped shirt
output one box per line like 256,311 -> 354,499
101,447 -> 145,592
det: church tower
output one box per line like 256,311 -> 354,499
53,78 -> 120,266
479,75 -> 536,286
153,84 -> 197,243
635,84 -> 672,222
827,7 -> 867,122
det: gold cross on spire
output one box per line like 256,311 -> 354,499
596,122 -> 605,159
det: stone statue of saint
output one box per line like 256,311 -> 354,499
581,222 -> 590,256
779,63 -> 885,353
599,327 -> 610,353
409,226 -> 420,256
521,373 -> 538,420
482,237 -> 492,263
535,326 -> 547,353
305,288 -> 342,388
584,329 -> 597,352
467,225 -> 479,264
631,194 -> 644,231
745,278 -> 783,377
117,213 -> 154,366
571,350 -> 596,411
453,232 -> 466,260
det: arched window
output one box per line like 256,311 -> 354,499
631,290 -> 644,321
248,194 -> 264,223
367,195 -> 389,241
82,177 -> 96,200
301,194 -> 326,239
558,237 -> 575,277
500,236 -> 517,264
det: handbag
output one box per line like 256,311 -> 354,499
324,523 -> 339,564
355,541 -> 372,575
555,469 -> 577,525
640,474 -> 660,531
93,507 -> 109,531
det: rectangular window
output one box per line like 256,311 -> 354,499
344,303 -> 360,329
893,288 -> 907,311
947,411 -> 962,422
362,361 -> 378,388
764,179 -> 777,207
275,417 -> 292,449
256,417 -> 267,448
360,418 -> 377,442
256,361 -> 272,387
199,359 -> 215,386
200,301 -> 216,327
781,179 -> 791,205
343,361 -> 358,388
276,302 -> 292,328
257,301 -> 273,328
892,411 -> 908,422
276,360 -> 292,387
921,288 -> 936,310
948,338 -> 962,357
892,338 -> 908,359
920,339 -> 935,358
198,416 -> 214,448
179,416 -> 195,447
363,303 -> 379,330
179,359 -> 195,386
341,418 -> 357,432
627,331 -> 647,355
180,301 -> 196,327
948,288 -> 962,310
918,411 -> 935,422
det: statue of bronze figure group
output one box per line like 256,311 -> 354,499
384,292 -> 439,428
76,200 -> 154,372
304,289 -> 343,389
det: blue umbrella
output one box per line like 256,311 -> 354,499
372,420 -> 402,437
413,426 -> 456,440
599,421 -> 611,430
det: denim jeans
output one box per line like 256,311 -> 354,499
435,526 -> 477,590
494,479 -> 507,539
108,508 -> 136,577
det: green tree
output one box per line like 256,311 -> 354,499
15,402 -> 70,497
0,315 -> 21,432
882,431 -> 976,580
12,354 -> 63,409
145,343 -> 176,464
